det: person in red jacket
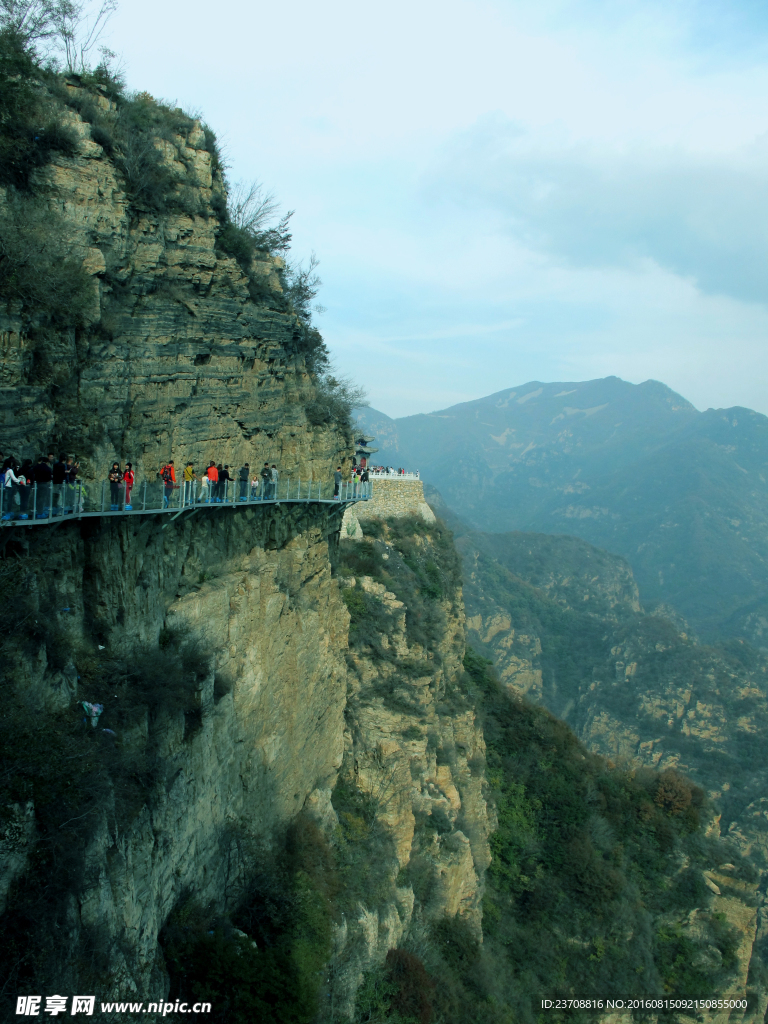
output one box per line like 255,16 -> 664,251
123,462 -> 135,509
206,461 -> 218,503
159,460 -> 176,507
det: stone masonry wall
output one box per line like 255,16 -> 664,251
343,479 -> 436,537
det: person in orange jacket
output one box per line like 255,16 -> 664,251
207,461 -> 219,502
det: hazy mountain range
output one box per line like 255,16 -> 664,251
354,376 -> 768,641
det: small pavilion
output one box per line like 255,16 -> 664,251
353,433 -> 378,469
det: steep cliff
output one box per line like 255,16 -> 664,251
329,515 -> 493,1018
0,63 -> 347,482
455,522 -> 768,1018
0,45 -> 355,1017
0,41 -> 755,1024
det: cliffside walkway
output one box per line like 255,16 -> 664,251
0,478 -> 371,529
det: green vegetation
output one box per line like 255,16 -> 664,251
460,531 -> 768,837
0,27 -> 77,189
457,648 -> 742,1017
353,950 -> 432,1023
0,558 -> 211,995
0,192 -> 94,331
331,778 -> 400,913
336,514 -> 462,660
162,816 -> 335,1024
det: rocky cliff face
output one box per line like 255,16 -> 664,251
0,72 -> 352,1012
329,523 -> 493,1016
0,507 -> 495,1017
1,81 -> 345,482
0,504 -> 350,998
0,73 -> 493,1018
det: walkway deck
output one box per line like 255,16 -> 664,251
0,479 -> 371,529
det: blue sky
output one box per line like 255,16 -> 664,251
107,0 -> 768,417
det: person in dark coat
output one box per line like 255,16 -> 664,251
52,454 -> 67,511
33,456 -> 52,513
218,464 -> 230,501
108,463 -> 122,510
238,463 -> 250,500
260,462 -> 271,499
34,455 -> 52,486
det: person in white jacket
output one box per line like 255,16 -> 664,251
2,462 -> 23,520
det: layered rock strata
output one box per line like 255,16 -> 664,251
1,502 -> 350,999
0,88 -> 346,484
328,527 -> 493,1016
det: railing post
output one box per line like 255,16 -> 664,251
33,483 -> 37,520
142,480 -> 147,512
100,481 -> 105,513
286,478 -> 290,502
0,483 -> 4,521
48,480 -> 53,522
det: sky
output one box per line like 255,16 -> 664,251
101,0 -> 767,417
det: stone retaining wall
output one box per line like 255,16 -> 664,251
341,478 -> 435,538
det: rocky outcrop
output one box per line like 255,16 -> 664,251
0,85 -> 347,484
1,502 -> 350,1001
328,525 -> 493,1016
0,78 -> 497,1018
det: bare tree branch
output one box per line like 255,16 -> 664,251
229,180 -> 280,234
0,0 -> 118,70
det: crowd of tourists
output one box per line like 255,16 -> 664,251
106,460 -> 286,509
0,451 -> 372,521
0,452 -> 80,520
363,466 -> 419,478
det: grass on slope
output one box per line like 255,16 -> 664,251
462,648 -> 743,1019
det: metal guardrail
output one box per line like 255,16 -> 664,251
0,477 -> 372,527
366,471 -> 420,480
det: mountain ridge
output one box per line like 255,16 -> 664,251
355,376 -> 768,640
